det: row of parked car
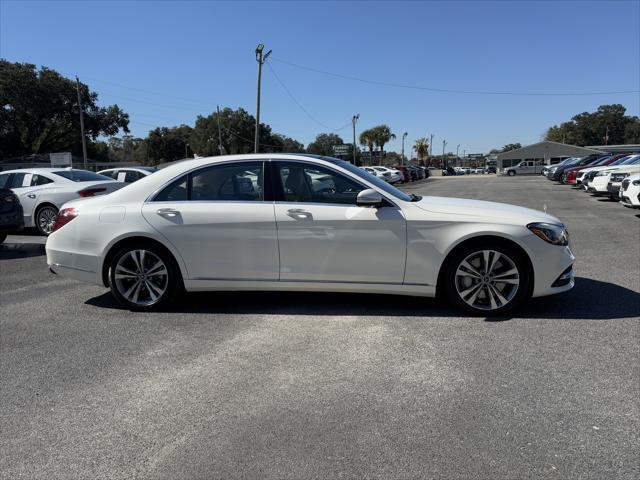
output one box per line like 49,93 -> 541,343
442,166 -> 496,175
0,166 -> 157,242
542,153 -> 640,208
360,165 -> 430,184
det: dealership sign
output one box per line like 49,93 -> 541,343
50,152 -> 72,166
332,144 -> 352,156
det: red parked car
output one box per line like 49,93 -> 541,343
392,165 -> 413,183
562,155 -> 623,185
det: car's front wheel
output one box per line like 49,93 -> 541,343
442,243 -> 531,315
36,205 -> 58,235
507,170 -> 516,176
108,243 -> 181,311
0,232 -> 6,244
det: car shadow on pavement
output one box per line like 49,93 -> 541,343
85,277 -> 639,320
486,277 -> 640,322
0,243 -> 45,260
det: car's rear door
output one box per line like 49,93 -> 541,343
142,160 -> 279,281
271,160 -> 406,284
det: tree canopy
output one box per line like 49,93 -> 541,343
306,133 -> 344,156
544,104 -> 639,146
0,59 -> 129,158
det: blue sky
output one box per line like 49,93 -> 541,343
1,0 -> 638,154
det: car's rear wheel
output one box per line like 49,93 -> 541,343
35,205 -> 58,236
442,243 -> 531,315
0,232 -> 6,244
108,243 -> 181,311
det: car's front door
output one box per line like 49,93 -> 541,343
14,173 -> 56,220
142,161 -> 279,281
272,161 -> 407,284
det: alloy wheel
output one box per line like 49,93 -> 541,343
454,250 -> 520,311
37,206 -> 58,235
114,249 -> 169,306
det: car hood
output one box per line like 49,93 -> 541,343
414,196 -> 561,225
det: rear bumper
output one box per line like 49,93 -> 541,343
46,235 -> 103,286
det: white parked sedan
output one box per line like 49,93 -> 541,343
619,174 -> 640,208
46,154 -> 575,315
98,166 -> 158,183
372,166 -> 403,184
0,168 -> 125,235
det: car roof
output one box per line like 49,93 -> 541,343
0,168 -> 74,174
99,167 -> 154,173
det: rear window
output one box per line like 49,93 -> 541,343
53,170 -> 112,182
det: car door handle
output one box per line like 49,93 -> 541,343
27,194 -> 36,199
156,208 -> 180,218
286,208 -> 312,220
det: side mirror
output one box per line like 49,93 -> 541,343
356,188 -> 384,208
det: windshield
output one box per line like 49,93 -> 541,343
562,158 -> 581,167
620,155 -> 640,165
333,160 -> 412,202
53,170 -> 113,182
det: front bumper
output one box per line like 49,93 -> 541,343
607,182 -> 622,198
520,234 -> 575,298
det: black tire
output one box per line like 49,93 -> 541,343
0,232 -> 6,244
507,170 -> 515,176
441,241 -> 532,316
108,242 -> 182,311
35,204 -> 58,236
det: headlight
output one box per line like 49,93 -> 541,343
527,222 -> 569,246
633,180 -> 640,186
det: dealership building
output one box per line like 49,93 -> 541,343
495,141 -> 601,172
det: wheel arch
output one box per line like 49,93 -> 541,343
101,235 -> 186,287
435,234 -> 534,298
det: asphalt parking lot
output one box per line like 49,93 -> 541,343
1,175 -> 639,479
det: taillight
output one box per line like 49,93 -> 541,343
52,207 -> 78,232
78,187 -> 107,197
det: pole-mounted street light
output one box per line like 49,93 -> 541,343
352,114 -> 359,164
401,132 -> 408,165
442,139 -> 447,168
254,43 -> 272,154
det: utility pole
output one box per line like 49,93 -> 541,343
442,139 -> 447,168
401,132 -> 408,165
254,43 -> 272,153
604,126 -> 609,145
75,76 -> 88,169
429,133 -> 434,157
216,105 -> 224,155
352,114 -> 359,164
456,144 -> 460,166
185,142 -> 189,159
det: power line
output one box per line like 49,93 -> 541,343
266,61 -> 351,132
73,75 -> 211,105
271,57 -> 640,96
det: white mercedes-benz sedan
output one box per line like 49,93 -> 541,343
46,154 -> 575,315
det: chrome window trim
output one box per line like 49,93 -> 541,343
144,157 -> 400,208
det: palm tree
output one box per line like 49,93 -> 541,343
359,129 -> 376,165
414,137 -> 428,165
372,125 -> 396,162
